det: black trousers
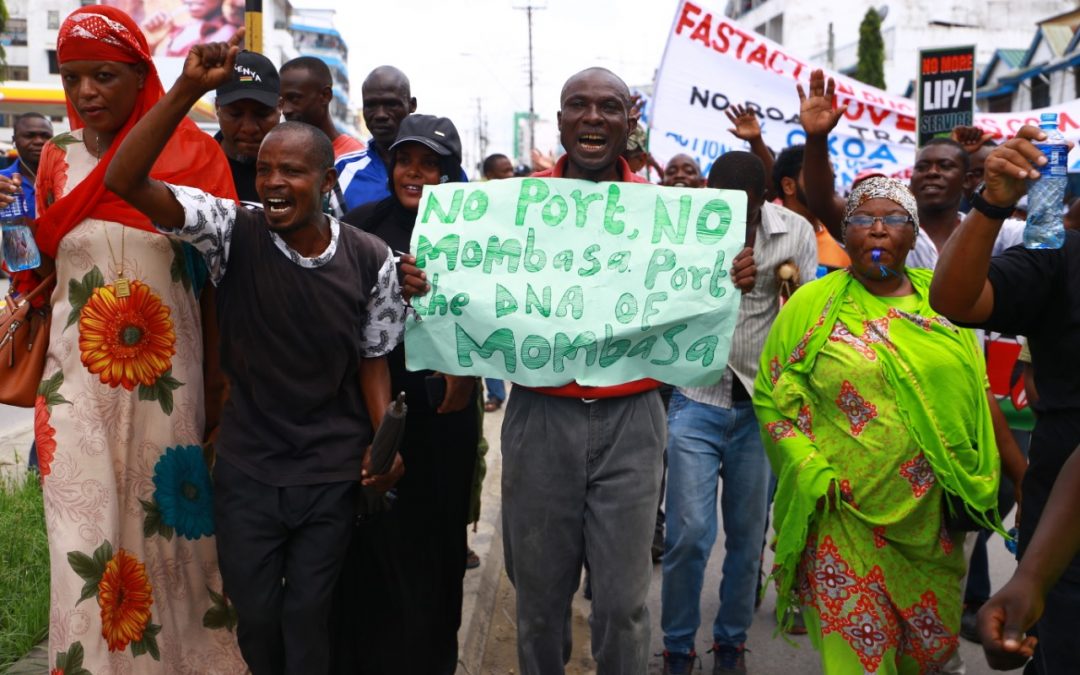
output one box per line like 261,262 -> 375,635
214,456 -> 357,675
332,403 -> 480,674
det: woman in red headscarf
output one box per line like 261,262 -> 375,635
8,6 -> 245,671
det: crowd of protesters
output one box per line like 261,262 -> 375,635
1,6 -> 1078,675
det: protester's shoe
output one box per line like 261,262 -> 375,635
784,606 -> 807,635
465,547 -> 480,570
661,650 -> 697,674
483,397 -> 503,413
959,602 -> 981,643
709,643 -> 747,675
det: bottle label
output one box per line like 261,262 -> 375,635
1034,142 -> 1068,178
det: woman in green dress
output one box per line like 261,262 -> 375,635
752,177 -> 1001,674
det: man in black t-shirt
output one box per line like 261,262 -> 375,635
931,125 -> 1080,674
104,37 -> 406,675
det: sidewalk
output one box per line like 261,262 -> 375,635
457,403 -> 506,674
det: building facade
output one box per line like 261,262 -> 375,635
0,0 -> 338,149
726,0 -> 1067,96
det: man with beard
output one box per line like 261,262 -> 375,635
213,50 -> 280,203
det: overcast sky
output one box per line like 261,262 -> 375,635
294,0 -> 682,172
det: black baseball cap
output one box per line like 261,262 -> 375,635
389,115 -> 462,163
215,51 -> 280,108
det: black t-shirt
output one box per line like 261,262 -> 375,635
343,198 -> 440,416
978,230 -> 1080,575
214,208 -> 393,486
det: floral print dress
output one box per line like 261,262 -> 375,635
36,130 -> 245,673
785,293 -> 965,674
754,269 -> 1001,675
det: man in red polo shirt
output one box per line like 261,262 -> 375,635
404,67 -> 753,673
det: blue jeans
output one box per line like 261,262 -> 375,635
485,378 -> 506,402
661,392 -> 770,653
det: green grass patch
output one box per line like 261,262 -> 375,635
0,474 -> 49,670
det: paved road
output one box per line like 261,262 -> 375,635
478,430 -> 1025,674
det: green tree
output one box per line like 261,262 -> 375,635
0,0 -> 8,67
855,8 -> 885,89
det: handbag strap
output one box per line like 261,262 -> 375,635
7,272 -> 57,310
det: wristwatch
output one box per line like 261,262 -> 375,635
970,182 -> 1016,220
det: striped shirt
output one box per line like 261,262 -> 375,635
679,202 -> 818,408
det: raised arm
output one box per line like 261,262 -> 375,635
104,32 -> 243,229
797,70 -> 848,239
725,104 -> 776,201
929,125 -> 1048,323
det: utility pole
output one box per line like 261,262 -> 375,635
476,97 -> 489,172
245,0 -> 263,53
515,2 -> 545,157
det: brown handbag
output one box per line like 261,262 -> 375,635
0,272 -> 56,407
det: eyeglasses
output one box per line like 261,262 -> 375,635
844,214 -> 913,229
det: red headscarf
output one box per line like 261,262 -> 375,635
33,6 -> 237,258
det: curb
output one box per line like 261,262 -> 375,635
457,406 -> 505,675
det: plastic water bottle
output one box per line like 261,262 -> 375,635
0,188 -> 40,271
1024,112 -> 1068,249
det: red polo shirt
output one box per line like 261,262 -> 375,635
526,155 -> 661,399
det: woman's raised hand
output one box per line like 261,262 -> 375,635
797,69 -> 847,138
178,29 -> 246,96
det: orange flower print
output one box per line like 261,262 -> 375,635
98,548 -> 154,652
33,395 -> 57,477
78,281 -> 176,390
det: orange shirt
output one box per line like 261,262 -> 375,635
816,224 -> 851,269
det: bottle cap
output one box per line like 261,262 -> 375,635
1039,112 -> 1058,129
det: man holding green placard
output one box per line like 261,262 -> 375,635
404,66 -> 755,674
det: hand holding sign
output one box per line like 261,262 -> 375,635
796,69 -> 848,138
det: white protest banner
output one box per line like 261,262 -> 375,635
404,177 -> 747,388
651,0 -> 1080,189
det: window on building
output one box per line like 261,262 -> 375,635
2,65 -> 29,81
3,17 -> 28,46
766,14 -> 783,42
1030,74 -> 1050,109
988,94 -> 1012,113
47,50 -> 60,75
47,11 -> 60,29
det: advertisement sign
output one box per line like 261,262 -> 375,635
918,46 -> 976,146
